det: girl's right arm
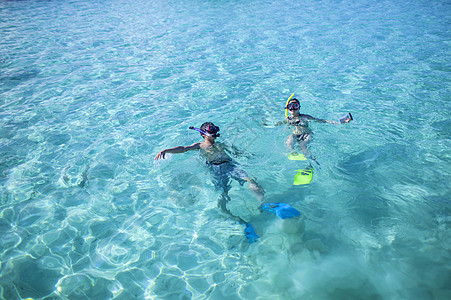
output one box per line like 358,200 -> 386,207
154,143 -> 201,160
274,119 -> 288,126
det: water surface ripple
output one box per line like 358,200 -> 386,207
0,0 -> 450,299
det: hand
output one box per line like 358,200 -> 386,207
154,150 -> 167,160
339,113 -> 353,123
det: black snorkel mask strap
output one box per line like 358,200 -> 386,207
189,126 -> 220,137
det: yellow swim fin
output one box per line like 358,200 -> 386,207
288,153 -> 307,161
293,168 -> 313,185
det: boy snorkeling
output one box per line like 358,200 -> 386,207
155,122 -> 265,242
154,122 -> 264,198
155,122 -> 301,242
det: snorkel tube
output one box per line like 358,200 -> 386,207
189,126 -> 220,137
285,93 -> 295,118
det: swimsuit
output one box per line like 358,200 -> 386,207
287,117 -> 308,126
287,117 -> 312,141
294,133 -> 311,141
206,160 -> 248,190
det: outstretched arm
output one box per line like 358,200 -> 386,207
301,114 -> 339,124
154,143 -> 201,160
274,119 -> 288,126
262,119 -> 287,127
302,113 -> 352,124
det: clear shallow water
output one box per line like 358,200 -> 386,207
0,0 -> 450,299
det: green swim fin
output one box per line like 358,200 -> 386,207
288,153 -> 307,161
293,168 -> 313,185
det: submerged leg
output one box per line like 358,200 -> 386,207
211,165 -> 260,243
245,177 -> 265,203
286,134 -> 296,152
217,192 -> 245,224
217,191 -> 259,243
295,134 -> 314,159
295,135 -> 319,166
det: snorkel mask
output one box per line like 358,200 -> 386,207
285,95 -> 300,117
285,102 -> 300,110
189,124 -> 220,137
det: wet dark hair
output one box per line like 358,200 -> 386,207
200,122 -> 215,131
200,122 -> 220,137
289,98 -> 300,105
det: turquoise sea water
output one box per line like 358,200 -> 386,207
1,0 -> 450,299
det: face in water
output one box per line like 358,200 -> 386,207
286,101 -> 301,117
286,102 -> 300,111
204,124 -> 220,136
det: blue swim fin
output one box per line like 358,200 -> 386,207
262,203 -> 301,219
244,223 -> 259,243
